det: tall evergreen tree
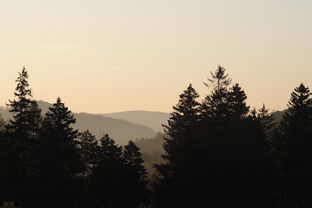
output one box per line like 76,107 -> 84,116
258,104 -> 276,141
228,83 -> 250,118
7,67 -> 41,137
154,84 -> 200,207
123,141 -> 149,208
201,65 -> 231,120
78,130 -> 99,176
88,134 -> 125,207
0,67 -> 41,206
277,84 -> 312,207
123,141 -> 149,207
198,67 -> 274,207
36,97 -> 83,207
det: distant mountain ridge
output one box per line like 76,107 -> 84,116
0,101 -> 158,144
104,111 -> 170,133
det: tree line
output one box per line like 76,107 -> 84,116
0,66 -> 311,208
0,68 -> 148,208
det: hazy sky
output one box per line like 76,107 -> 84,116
0,0 -> 311,113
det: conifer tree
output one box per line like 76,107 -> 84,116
37,97 -> 82,207
154,84 -> 200,207
258,104 -> 276,140
201,65 -> 231,120
88,134 -> 125,207
1,67 -> 41,206
277,84 -> 312,207
7,67 -> 41,137
123,141 -> 149,207
228,83 -> 250,118
197,67 -> 275,207
78,130 -> 99,175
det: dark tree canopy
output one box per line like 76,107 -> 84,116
202,65 -> 232,120
277,84 -> 312,207
0,67 -> 41,206
154,84 -> 201,207
36,97 -> 83,207
7,67 -> 41,137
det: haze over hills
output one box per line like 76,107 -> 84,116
104,111 -> 170,133
0,101 -> 159,144
0,99 -> 287,146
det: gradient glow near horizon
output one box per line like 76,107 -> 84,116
0,0 -> 311,113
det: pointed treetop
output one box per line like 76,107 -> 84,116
228,83 -> 250,118
288,83 -> 312,110
173,83 -> 200,114
204,65 -> 231,91
43,97 -> 77,140
14,66 -> 32,98
279,83 -> 312,136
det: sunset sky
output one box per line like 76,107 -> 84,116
0,0 -> 311,113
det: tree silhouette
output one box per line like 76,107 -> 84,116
122,140 -> 149,207
78,130 -> 99,176
0,67 -> 41,206
258,104 -> 276,141
88,134 -> 125,207
197,67 -> 274,207
277,83 -> 312,207
201,65 -> 231,120
228,83 -> 250,118
36,97 -> 83,207
154,84 -> 200,207
77,130 -> 100,207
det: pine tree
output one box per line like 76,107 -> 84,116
123,141 -> 149,207
197,67 -> 275,207
0,67 -> 41,206
88,134 -> 125,207
37,97 -> 83,207
258,104 -> 276,140
154,84 -> 200,207
78,130 -> 99,175
201,65 -> 231,120
228,83 -> 250,118
277,84 -> 312,207
7,67 -> 41,137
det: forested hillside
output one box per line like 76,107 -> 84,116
0,102 -> 157,144
1,66 -> 312,208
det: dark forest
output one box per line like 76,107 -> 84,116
0,66 -> 311,208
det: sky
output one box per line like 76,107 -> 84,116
0,0 -> 311,113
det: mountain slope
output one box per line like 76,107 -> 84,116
104,111 -> 170,133
74,113 -> 156,144
0,101 -> 157,144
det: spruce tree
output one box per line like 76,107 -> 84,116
277,84 -> 312,207
7,67 -> 41,137
88,134 -> 125,207
197,67 -> 275,207
37,97 -> 82,207
78,130 -> 99,175
201,65 -> 231,120
123,141 -> 149,207
258,104 -> 276,141
228,83 -> 249,118
1,67 -> 41,206
154,84 -> 200,207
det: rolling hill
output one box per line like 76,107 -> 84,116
104,111 -> 170,133
0,101 -> 157,144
